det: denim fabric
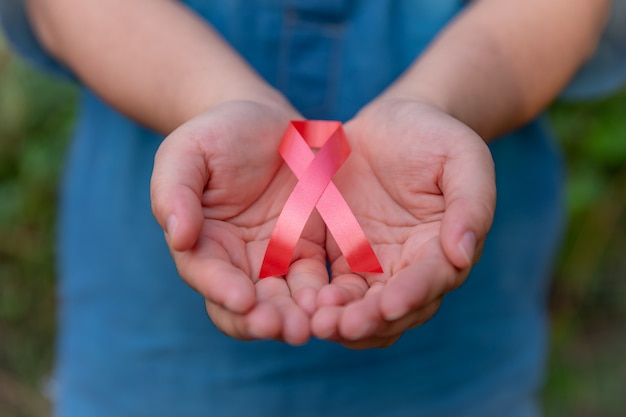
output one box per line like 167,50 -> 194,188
0,0 -> 74,80
562,0 -> 626,100
0,0 -> 603,416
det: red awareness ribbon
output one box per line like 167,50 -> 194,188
260,120 -> 383,278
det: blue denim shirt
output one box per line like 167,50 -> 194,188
1,1 -> 624,416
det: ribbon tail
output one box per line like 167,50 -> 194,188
317,185 -> 383,273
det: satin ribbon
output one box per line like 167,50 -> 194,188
260,121 -> 383,278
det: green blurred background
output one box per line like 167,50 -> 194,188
1,34 -> 625,416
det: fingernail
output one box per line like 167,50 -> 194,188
458,231 -> 476,267
166,214 -> 178,238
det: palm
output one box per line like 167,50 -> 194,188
312,100 -> 496,348
151,101 -> 328,345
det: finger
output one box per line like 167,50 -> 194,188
338,334 -> 402,350
326,295 -> 443,346
206,279 -> 302,342
315,313 -> 403,349
372,297 -> 443,338
254,277 -> 311,345
379,254 -> 464,321
439,140 -> 496,269
287,258 -> 329,316
261,297 -> 311,346
311,284 -> 382,342
271,209 -> 327,316
316,273 -> 370,307
206,300 -> 280,341
174,253 -> 256,314
338,283 -> 385,340
151,133 -> 207,251
311,305 -> 343,339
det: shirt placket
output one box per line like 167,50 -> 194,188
276,0 -> 351,119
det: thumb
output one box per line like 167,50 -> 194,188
150,133 -> 207,251
440,141 -> 496,269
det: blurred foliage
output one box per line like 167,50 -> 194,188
0,36 -> 76,416
544,91 -> 626,417
1,33 -> 626,416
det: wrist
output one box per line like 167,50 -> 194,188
371,81 -> 500,142
374,80 -> 455,122
172,75 -> 296,131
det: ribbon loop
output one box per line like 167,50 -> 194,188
260,121 -> 383,278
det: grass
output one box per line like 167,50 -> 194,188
1,36 -> 626,416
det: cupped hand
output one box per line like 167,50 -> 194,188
311,98 -> 497,348
150,101 -> 329,345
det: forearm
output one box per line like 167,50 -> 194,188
26,0 -> 288,133
380,0 -> 611,141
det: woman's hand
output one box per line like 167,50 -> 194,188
311,98 -> 496,349
150,100 -> 329,345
